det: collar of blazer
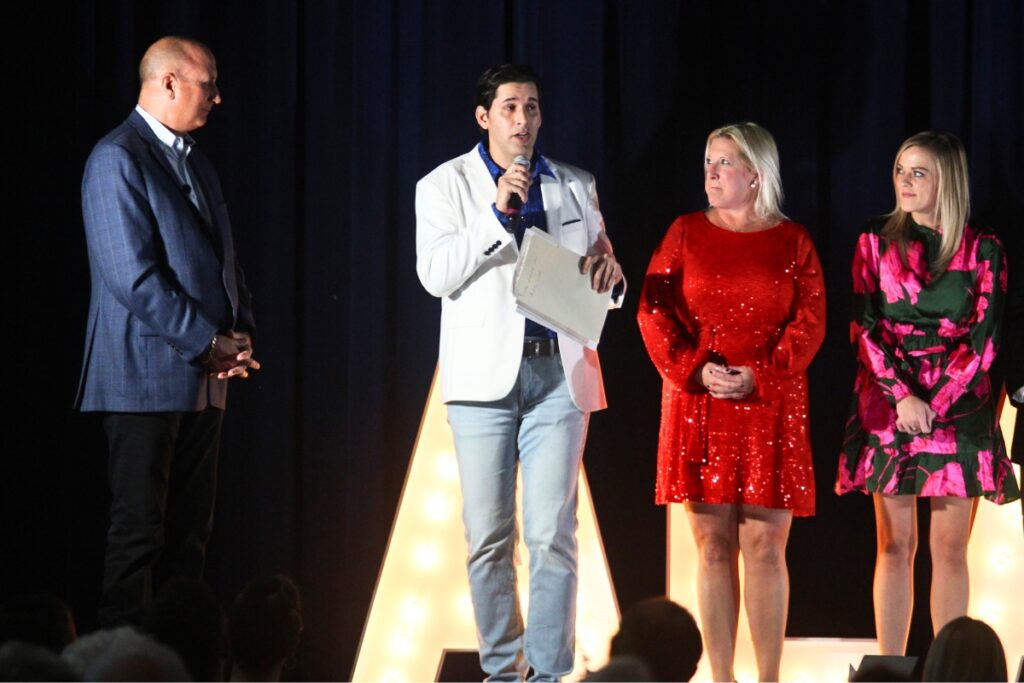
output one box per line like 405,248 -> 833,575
463,147 -> 581,240
127,111 -> 217,230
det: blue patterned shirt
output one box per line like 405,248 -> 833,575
477,142 -> 557,340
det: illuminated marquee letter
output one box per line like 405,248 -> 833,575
352,370 -> 620,682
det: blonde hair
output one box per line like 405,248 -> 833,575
882,131 -> 970,275
705,122 -> 786,220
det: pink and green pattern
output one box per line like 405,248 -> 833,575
836,219 -> 1020,503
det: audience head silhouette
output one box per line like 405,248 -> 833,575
61,625 -> 188,681
0,593 -> 76,653
228,574 -> 303,682
922,616 -> 1007,682
586,597 -> 702,682
143,579 -> 228,682
0,641 -> 77,681
83,633 -> 190,682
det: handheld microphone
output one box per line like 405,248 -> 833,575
506,154 -> 531,214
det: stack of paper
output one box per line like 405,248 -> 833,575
512,227 -> 612,349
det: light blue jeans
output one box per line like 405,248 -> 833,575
447,354 -> 588,681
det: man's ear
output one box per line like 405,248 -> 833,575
161,72 -> 176,100
474,105 -> 488,130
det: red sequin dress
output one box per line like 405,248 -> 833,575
637,212 -> 826,515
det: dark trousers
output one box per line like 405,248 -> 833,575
99,409 -> 224,627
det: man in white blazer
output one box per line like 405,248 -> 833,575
416,64 -> 623,681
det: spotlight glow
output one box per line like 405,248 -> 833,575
399,596 -> 426,625
455,592 -> 474,622
389,629 -> 414,657
412,543 -> 440,571
435,451 -> 459,481
735,668 -> 756,683
424,492 -> 453,521
976,598 -> 1005,625
988,544 -> 1014,573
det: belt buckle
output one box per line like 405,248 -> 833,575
524,338 -> 557,358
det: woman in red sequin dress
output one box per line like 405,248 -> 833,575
638,122 -> 826,682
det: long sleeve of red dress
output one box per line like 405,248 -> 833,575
637,215 -> 717,392
750,230 -> 827,401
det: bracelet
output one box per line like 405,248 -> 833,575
200,335 -> 217,365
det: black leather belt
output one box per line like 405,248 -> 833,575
523,338 -> 559,359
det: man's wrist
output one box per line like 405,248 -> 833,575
200,335 -> 218,365
491,203 -> 516,233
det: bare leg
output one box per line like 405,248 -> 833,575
738,504 -> 793,682
872,493 -> 917,655
685,502 -> 740,682
929,496 -> 976,634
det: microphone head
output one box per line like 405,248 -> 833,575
512,155 -> 531,170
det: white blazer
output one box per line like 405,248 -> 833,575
416,146 -> 623,413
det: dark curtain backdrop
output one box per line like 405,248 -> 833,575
6,1 -> 1023,679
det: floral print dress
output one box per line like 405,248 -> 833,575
836,218 -> 1020,503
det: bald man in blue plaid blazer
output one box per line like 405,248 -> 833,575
76,36 -> 258,626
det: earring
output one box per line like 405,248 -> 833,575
750,180 -> 757,188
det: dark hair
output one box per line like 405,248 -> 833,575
142,579 -> 228,682
921,616 -> 1007,682
229,575 -> 303,677
609,598 -> 703,682
474,64 -> 542,111
0,594 -> 76,653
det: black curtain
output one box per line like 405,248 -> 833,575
7,1 -> 1022,679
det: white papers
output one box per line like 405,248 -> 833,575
513,227 -> 611,349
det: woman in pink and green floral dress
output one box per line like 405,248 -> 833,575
836,131 -> 1020,656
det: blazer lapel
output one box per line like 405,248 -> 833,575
541,165 -> 588,255
129,114 -> 186,198
188,149 -> 238,319
129,112 -> 218,236
540,171 -> 562,237
186,151 -> 220,230
466,149 -> 499,209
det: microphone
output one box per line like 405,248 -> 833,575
506,154 -> 531,214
